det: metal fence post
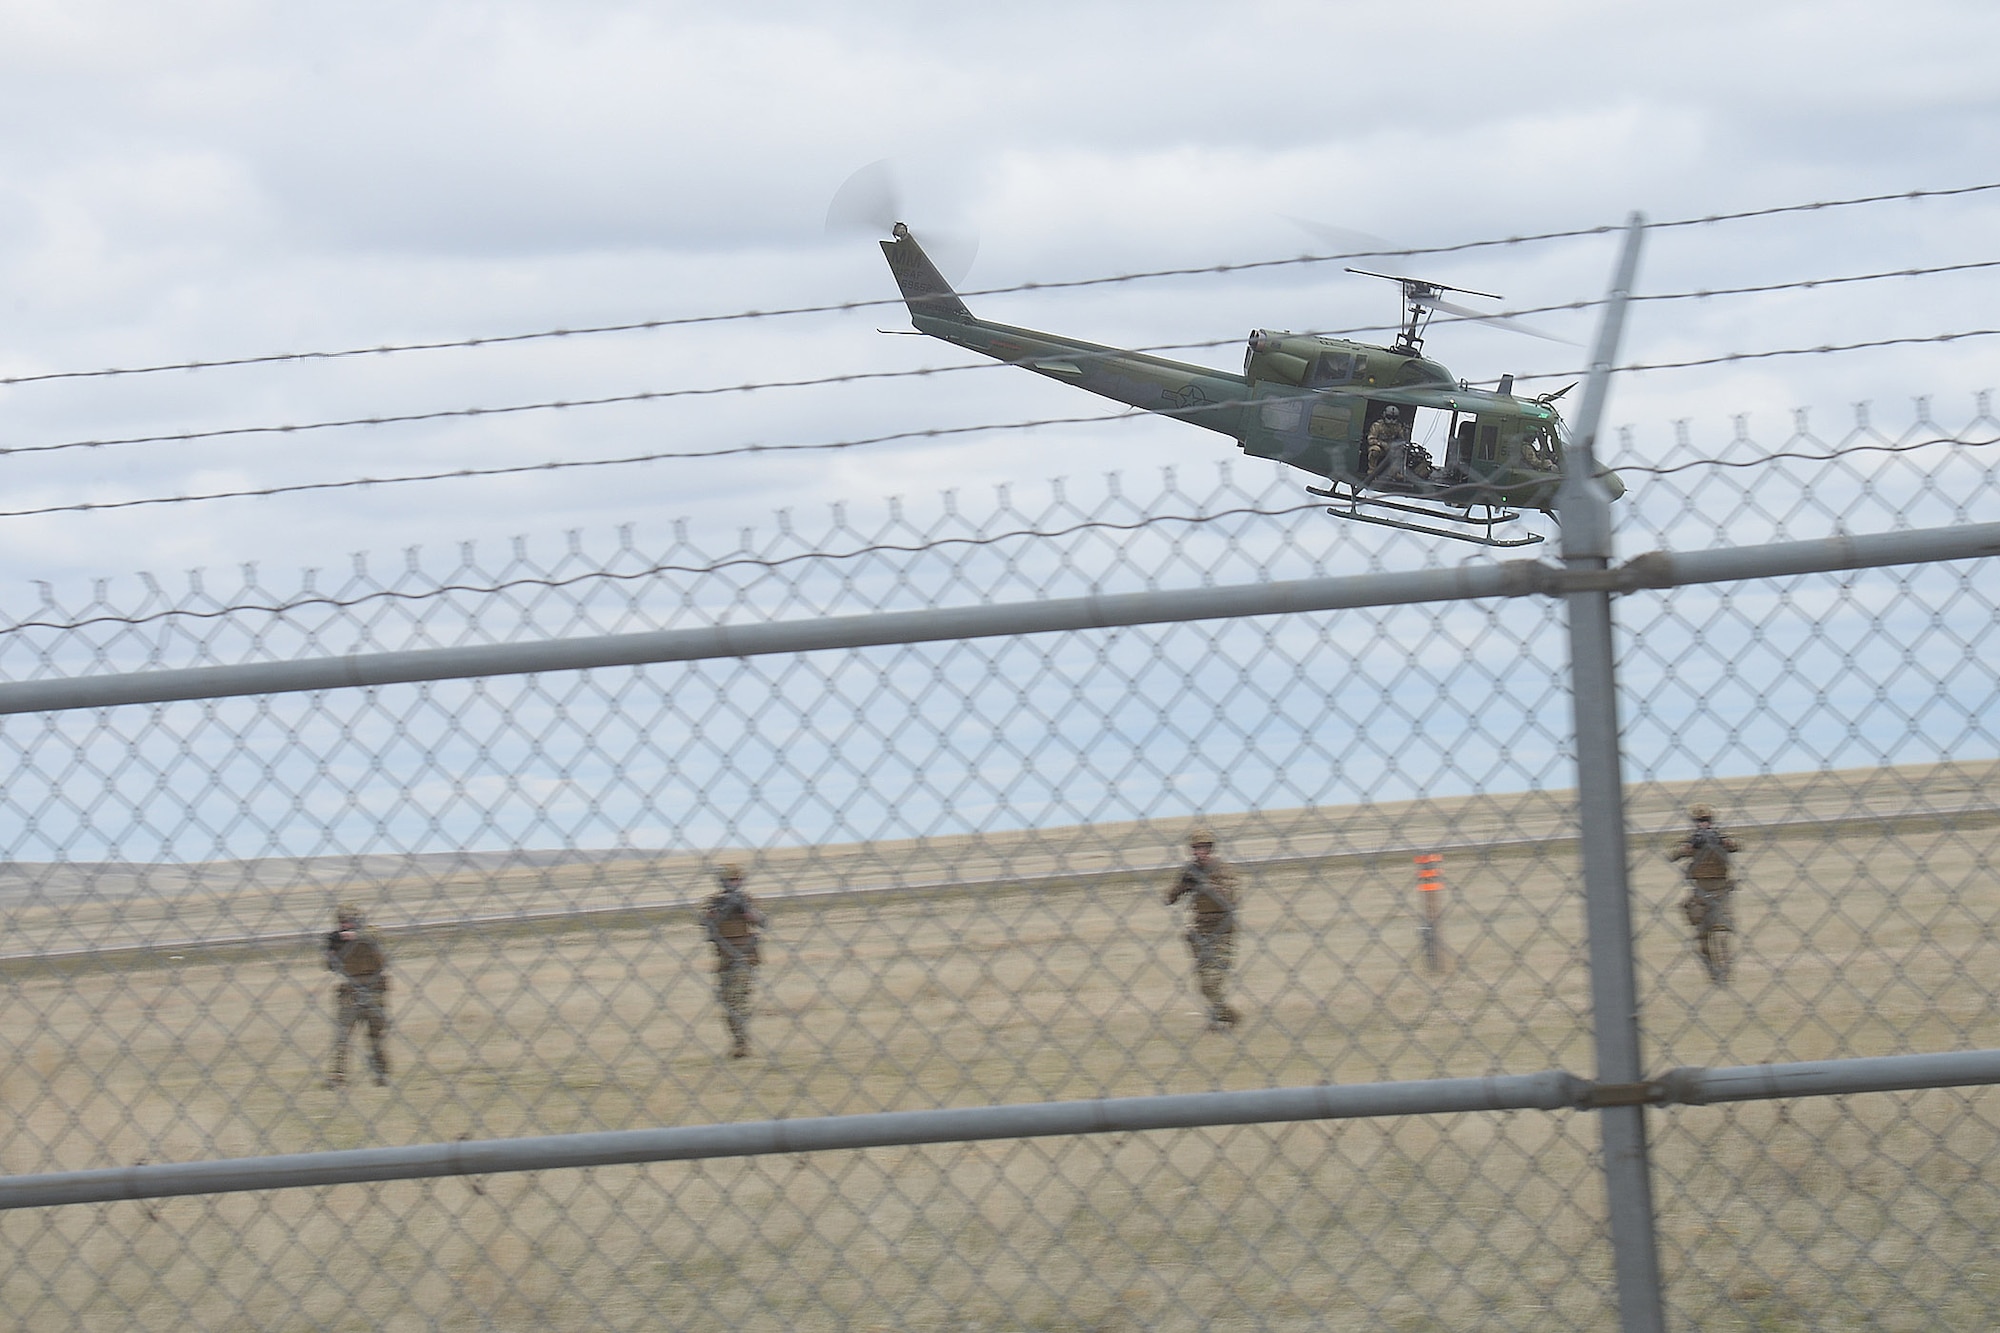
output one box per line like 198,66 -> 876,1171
1559,212 -> 1665,1333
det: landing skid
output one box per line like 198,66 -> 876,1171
1306,484 -> 1545,548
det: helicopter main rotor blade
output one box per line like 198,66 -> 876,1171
1347,268 -> 1502,302
1284,217 -> 1400,256
1413,293 -> 1573,345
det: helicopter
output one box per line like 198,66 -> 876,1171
877,223 -> 1625,547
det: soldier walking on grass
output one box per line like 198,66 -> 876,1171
324,904 -> 390,1087
1166,828 -> 1241,1029
701,863 -> 767,1058
1669,803 -> 1742,983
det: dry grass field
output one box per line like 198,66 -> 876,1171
3,764 -> 1999,1329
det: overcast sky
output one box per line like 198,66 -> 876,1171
2,0 -> 1997,616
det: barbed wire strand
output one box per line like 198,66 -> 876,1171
0,410 -> 1158,519
1613,433 -> 2000,478
0,500 -> 1331,635
8,261 -> 1997,463
5,369 -> 1996,526
4,180 -> 1995,390
1512,328 -> 2000,383
9,427 -> 1996,631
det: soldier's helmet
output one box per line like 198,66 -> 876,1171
1688,803 -> 1715,822
1383,406 -> 1400,419
1188,827 -> 1216,850
335,903 -> 363,925
717,863 -> 746,887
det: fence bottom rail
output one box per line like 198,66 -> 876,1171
5,1048 -> 1997,1212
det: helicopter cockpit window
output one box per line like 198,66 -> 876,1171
1306,351 -> 1354,388
1517,423 -> 1560,472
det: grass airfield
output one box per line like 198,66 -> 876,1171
4,764 -> 1999,1330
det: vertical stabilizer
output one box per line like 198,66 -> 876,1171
880,223 -> 972,322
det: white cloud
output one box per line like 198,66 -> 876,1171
0,0 -> 1995,612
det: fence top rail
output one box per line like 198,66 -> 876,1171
2,521 -> 1997,717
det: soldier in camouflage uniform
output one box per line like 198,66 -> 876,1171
1165,829 -> 1241,1029
324,904 -> 390,1086
1364,406 -> 1406,475
1669,803 -> 1742,983
701,864 -> 767,1058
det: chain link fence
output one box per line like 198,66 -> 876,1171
2,396 -> 1998,1329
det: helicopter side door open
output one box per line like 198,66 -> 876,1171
1360,403 -> 1420,462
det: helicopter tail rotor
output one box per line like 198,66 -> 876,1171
827,159 -> 980,286
825,159 -> 900,234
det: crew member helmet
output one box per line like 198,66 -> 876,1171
1188,827 -> 1216,849
717,863 -> 745,886
1688,803 -> 1715,822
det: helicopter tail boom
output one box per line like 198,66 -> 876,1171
876,225 -> 1249,439
881,223 -> 973,322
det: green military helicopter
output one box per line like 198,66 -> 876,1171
878,224 -> 1625,546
